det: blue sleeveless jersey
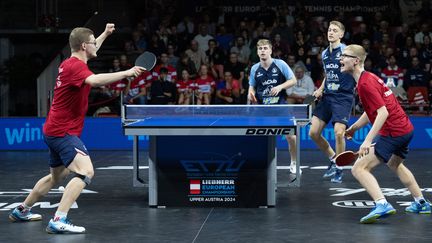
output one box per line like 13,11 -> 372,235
321,43 -> 355,95
249,59 -> 294,104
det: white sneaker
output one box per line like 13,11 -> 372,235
46,217 -> 86,234
289,163 -> 302,174
9,207 -> 42,222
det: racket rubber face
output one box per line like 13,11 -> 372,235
135,52 -> 156,70
303,95 -> 315,104
335,151 -> 358,166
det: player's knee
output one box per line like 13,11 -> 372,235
351,164 -> 360,178
286,135 -> 296,144
73,170 -> 94,186
308,129 -> 320,140
51,173 -> 68,185
334,130 -> 345,139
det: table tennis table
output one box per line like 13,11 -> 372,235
122,104 -> 311,207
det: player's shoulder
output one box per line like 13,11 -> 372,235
250,62 -> 261,72
273,58 -> 288,67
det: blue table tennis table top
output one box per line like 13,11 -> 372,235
122,105 -> 311,136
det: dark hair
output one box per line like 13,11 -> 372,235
160,67 -> 168,74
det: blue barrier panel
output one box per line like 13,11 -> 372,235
1,117 -> 432,150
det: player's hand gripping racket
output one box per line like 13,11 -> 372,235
303,94 -> 316,105
334,151 -> 359,166
135,51 -> 157,71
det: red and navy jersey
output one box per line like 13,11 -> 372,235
357,71 -> 413,136
43,57 -> 94,137
322,44 -> 356,95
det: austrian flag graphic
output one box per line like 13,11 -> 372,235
190,180 -> 201,194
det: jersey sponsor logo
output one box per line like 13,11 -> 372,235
325,63 -> 339,69
245,128 -> 293,135
326,70 -> 340,81
262,79 -> 278,85
326,82 -> 340,91
257,72 -> 263,77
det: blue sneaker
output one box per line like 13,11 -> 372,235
331,169 -> 343,183
46,217 -> 86,234
9,206 -> 42,222
405,200 -> 431,214
323,161 -> 336,178
360,202 -> 396,224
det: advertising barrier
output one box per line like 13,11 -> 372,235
1,117 -> 432,150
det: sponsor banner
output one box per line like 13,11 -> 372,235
1,117 -> 432,150
154,136 -> 270,207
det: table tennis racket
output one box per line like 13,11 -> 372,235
135,51 -> 157,71
334,151 -> 359,166
303,95 -> 316,105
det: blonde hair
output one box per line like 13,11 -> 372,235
69,27 -> 94,52
256,39 -> 272,48
345,44 -> 367,64
329,20 -> 345,32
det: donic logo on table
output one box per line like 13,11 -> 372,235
180,153 -> 245,173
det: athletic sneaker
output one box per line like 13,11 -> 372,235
405,200 -> 431,214
323,161 -> 336,178
330,169 -> 343,183
46,217 -> 86,234
360,202 -> 396,224
9,207 -> 42,222
289,162 -> 302,174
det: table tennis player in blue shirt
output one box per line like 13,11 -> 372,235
248,39 -> 299,174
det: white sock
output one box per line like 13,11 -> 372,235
375,198 -> 387,205
54,211 -> 67,220
22,203 -> 31,210
414,196 -> 425,203
290,160 -> 296,165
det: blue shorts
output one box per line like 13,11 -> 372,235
374,131 -> 413,163
313,94 -> 354,126
43,134 -> 89,168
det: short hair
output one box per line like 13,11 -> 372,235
256,39 -> 272,48
69,27 -> 94,52
345,44 -> 367,64
329,20 -> 345,32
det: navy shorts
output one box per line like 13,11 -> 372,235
374,131 -> 413,163
313,94 -> 354,126
43,134 -> 89,168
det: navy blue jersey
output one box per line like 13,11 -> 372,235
321,43 -> 356,95
249,59 -> 294,104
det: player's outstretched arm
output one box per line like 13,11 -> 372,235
85,66 -> 145,87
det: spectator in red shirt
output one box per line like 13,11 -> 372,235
380,55 -> 404,87
177,69 -> 194,105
